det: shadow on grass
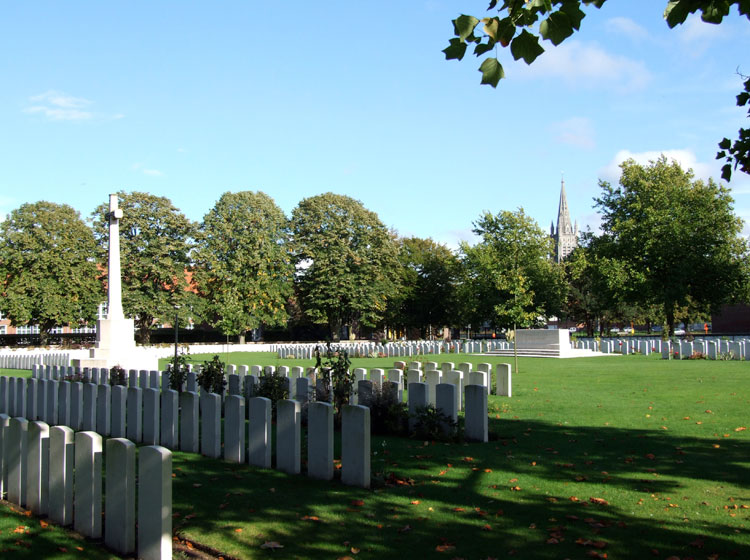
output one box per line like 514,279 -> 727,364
171,417 -> 750,559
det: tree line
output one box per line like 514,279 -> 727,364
1,157 -> 748,345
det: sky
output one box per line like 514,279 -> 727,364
2,1 -> 749,248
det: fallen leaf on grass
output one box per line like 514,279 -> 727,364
452,507 -> 465,512
39,520 -> 48,528
234,528 -> 243,533
13,526 -> 29,534
576,538 -> 607,549
435,543 -> 456,552
589,497 -> 610,506
301,515 -> 322,522
735,427 -> 747,432
510,486 -> 522,492
410,500 -> 420,505
350,499 -> 365,507
260,541 -> 284,550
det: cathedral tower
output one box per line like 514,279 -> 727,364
550,178 -> 578,262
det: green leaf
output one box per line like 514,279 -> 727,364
721,162 -> 732,181
510,29 -> 545,65
497,17 -> 517,47
443,38 -> 468,61
482,17 -> 499,41
700,2 -> 730,24
664,0 -> 691,28
539,12 -> 575,45
478,57 -> 505,87
560,2 -> 586,30
718,137 -> 732,150
474,40 -> 496,57
454,15 -> 480,41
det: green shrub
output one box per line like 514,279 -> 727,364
315,343 -> 354,421
168,351 -> 191,392
109,365 -> 127,386
256,372 -> 290,420
368,383 -> 408,436
411,404 -> 458,442
197,355 -> 227,394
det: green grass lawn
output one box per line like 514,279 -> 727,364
3,353 -> 750,559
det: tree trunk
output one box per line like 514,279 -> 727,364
237,332 -> 246,344
665,305 -> 675,337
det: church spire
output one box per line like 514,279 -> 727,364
552,175 -> 578,262
557,176 -> 573,236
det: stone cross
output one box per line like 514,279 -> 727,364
107,194 -> 124,320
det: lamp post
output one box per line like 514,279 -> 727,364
173,305 -> 180,372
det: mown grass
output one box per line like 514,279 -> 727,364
3,353 -> 750,559
168,353 -> 750,559
0,501 -> 118,559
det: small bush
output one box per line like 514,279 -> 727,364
368,383 -> 408,436
256,373 -> 290,420
168,351 -> 191,393
109,365 -> 127,386
411,404 -> 459,442
686,351 -> 707,360
197,355 -> 227,394
315,343 -> 354,421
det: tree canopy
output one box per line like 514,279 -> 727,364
460,208 -> 565,331
386,236 -> 459,339
91,191 -> 196,343
0,201 -> 100,342
594,156 -> 749,334
291,193 -> 400,340
192,191 -> 294,342
444,1 -> 750,179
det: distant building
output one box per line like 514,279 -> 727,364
550,178 -> 578,262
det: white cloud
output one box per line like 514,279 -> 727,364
549,117 -> 595,150
677,14 -> 728,44
604,17 -> 649,41
599,149 -> 714,184
24,90 -> 124,121
24,90 -> 93,121
132,162 -> 165,177
516,40 -> 651,93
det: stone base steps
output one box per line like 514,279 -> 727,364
483,348 -> 614,359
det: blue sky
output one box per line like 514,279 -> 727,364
2,1 -> 749,247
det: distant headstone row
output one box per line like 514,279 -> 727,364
575,336 -> 750,360
273,340 -> 507,359
0,416 -> 171,559
0,352 -> 70,370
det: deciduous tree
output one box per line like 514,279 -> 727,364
460,208 -> 566,331
193,191 -> 294,343
0,201 -> 100,343
91,191 -> 196,343
386,237 -> 459,339
291,193 -> 399,340
594,156 -> 749,335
